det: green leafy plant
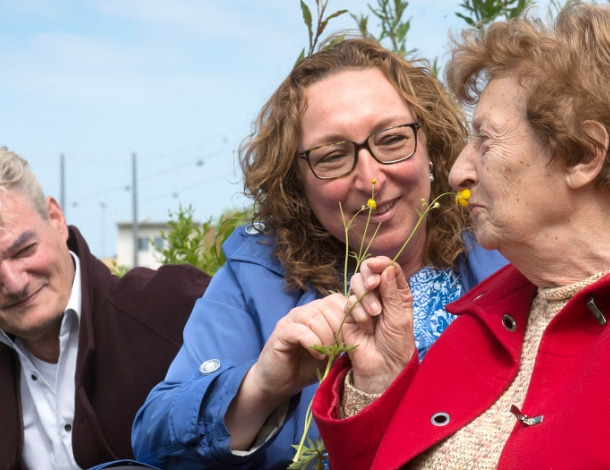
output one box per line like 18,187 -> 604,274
154,204 -> 252,275
109,259 -> 129,277
351,0 -> 415,58
298,0 -> 545,76
455,0 -> 533,30
299,0 -> 413,62
298,0 -> 349,62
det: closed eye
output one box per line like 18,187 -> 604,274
310,143 -> 352,168
15,244 -> 36,258
470,133 -> 491,154
377,133 -> 409,148
316,149 -> 351,164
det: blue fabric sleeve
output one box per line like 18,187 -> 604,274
132,226 -> 318,470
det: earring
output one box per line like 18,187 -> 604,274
429,161 -> 435,182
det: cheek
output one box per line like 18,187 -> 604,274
387,159 -> 431,201
49,256 -> 74,305
41,240 -> 72,282
396,163 -> 427,188
303,179 -> 350,239
480,157 -> 516,202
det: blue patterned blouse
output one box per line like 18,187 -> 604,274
410,266 -> 462,361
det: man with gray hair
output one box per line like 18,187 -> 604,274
0,147 -> 211,469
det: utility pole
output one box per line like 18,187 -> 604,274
100,201 -> 106,257
132,152 -> 138,268
60,153 -> 66,214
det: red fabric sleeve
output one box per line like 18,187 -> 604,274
313,352 -> 419,470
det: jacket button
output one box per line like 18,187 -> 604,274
502,314 -> 517,332
199,359 -> 221,375
431,412 -> 451,426
245,222 -> 265,234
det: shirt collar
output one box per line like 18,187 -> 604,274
65,250 -> 82,320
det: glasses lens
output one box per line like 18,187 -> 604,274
308,141 -> 355,179
370,125 -> 417,163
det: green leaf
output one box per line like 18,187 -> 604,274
310,344 -> 331,355
300,0 -> 313,50
289,438 -> 328,470
325,9 -> 349,21
296,48 -> 306,65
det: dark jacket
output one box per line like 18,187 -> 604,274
0,226 -> 211,469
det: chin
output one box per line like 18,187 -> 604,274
474,229 -> 497,251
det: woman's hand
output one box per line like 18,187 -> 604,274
343,256 -> 415,394
251,293 -> 348,399
226,293 -> 347,449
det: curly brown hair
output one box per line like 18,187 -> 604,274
445,2 -> 610,187
239,36 -> 471,293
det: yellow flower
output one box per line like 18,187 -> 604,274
455,189 -> 471,207
371,179 -> 377,185
367,198 -> 377,210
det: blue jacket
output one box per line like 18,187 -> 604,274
131,224 -> 507,470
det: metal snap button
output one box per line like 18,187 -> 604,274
431,412 -> 451,426
502,314 -> 517,332
245,222 -> 265,235
199,359 -> 221,375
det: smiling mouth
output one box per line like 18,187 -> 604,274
4,297 -> 32,310
3,288 -> 41,310
354,200 -> 396,222
369,200 -> 394,215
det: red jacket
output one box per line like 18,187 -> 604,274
0,226 -> 211,470
314,264 -> 610,470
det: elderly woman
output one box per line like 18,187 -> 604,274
311,2 -> 610,469
130,37 -> 505,470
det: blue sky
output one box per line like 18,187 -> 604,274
0,1 -> 552,259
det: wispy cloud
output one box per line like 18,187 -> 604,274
0,1 -> 304,105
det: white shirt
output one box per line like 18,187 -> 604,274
0,252 -> 83,470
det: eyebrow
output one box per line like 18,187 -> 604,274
7,230 -> 36,254
309,117 -> 416,147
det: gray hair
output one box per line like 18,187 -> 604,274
0,147 -> 48,220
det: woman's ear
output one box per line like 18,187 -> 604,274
565,120 -> 609,189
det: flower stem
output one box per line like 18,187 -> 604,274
291,188 -> 455,469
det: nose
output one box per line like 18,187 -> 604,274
353,147 -> 386,192
449,142 -> 477,191
0,261 -> 28,297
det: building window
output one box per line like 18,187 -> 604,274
137,238 -> 149,251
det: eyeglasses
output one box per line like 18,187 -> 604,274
296,122 -> 421,180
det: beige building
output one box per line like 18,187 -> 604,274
116,221 -> 169,269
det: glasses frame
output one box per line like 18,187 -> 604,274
296,121 -> 422,180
